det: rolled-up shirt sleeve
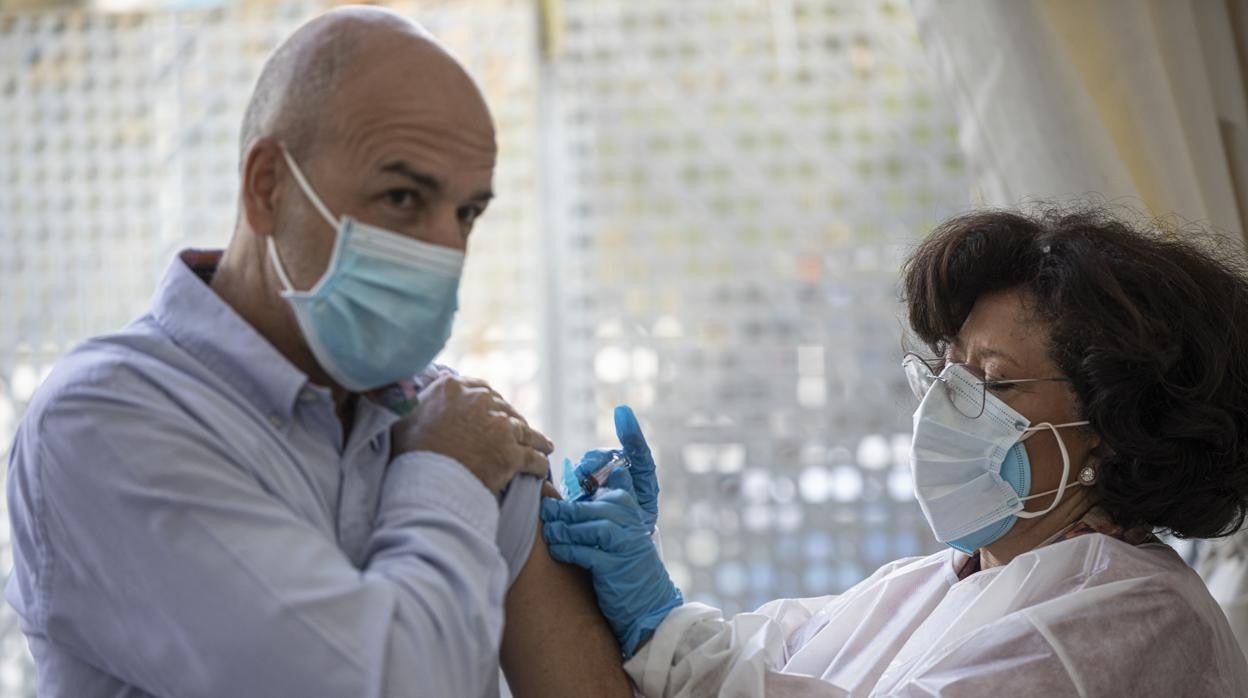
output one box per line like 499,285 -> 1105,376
495,474 -> 542,586
8,383 -> 509,698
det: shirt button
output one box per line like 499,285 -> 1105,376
268,414 -> 284,429
299,389 -> 317,402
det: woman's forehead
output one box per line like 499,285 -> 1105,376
953,290 -> 1055,371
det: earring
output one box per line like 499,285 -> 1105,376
1078,465 -> 1097,485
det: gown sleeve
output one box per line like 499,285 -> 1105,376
624,557 -> 926,697
623,598 -> 839,698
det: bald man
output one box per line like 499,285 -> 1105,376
5,7 -> 629,697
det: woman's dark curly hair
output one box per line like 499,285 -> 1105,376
903,205 -> 1248,539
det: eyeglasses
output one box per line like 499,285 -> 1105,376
901,352 -> 1072,419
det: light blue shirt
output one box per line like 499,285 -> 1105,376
5,251 -> 541,697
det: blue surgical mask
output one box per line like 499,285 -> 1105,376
909,363 -> 1090,554
945,443 -> 1029,554
267,145 -> 463,392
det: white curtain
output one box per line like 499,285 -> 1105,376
912,0 -> 1248,661
912,0 -> 1248,244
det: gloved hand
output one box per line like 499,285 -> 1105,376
541,467 -> 682,659
568,405 -> 659,532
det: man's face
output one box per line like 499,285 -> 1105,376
273,37 -> 497,291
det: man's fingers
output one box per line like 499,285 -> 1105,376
416,371 -> 455,399
456,377 -> 514,409
507,417 -> 554,454
529,429 -> 554,457
445,377 -> 544,439
519,446 -> 551,478
454,376 -> 495,392
412,364 -> 454,390
488,395 -> 528,424
404,372 -> 554,496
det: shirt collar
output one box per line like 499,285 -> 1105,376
151,249 -> 310,421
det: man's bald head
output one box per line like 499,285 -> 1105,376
238,6 -> 493,164
228,3 -> 497,370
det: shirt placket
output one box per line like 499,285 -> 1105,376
336,404 -> 397,566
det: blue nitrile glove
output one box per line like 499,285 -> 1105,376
541,469 -> 682,659
614,405 -> 659,533
569,405 -> 660,532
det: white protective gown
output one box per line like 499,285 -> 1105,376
625,533 -> 1248,697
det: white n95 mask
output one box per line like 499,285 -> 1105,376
267,145 -> 463,392
909,362 -> 1089,554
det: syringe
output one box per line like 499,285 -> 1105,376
561,451 -> 631,501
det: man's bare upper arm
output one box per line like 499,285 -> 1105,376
499,482 -> 633,697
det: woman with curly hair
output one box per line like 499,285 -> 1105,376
541,207 -> 1248,696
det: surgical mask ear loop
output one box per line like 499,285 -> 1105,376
267,145 -> 342,294
279,145 -> 340,230
266,237 -> 297,293
1016,421 -> 1087,519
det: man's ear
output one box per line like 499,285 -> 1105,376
239,138 -> 284,237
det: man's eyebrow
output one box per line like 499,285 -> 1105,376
380,161 -> 494,204
380,161 -> 443,192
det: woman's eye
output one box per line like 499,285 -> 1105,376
984,380 -> 1014,393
